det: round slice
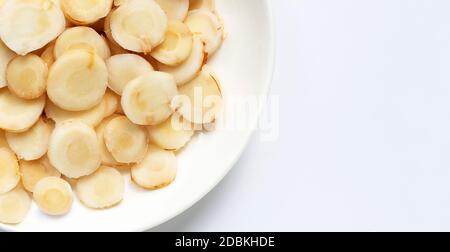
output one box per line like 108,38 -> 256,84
0,40 -> 16,88
54,26 -> 111,60
185,9 -> 223,55
20,158 -> 61,193
6,54 -> 48,99
45,96 -> 107,127
104,116 -> 148,163
121,71 -> 178,125
48,121 -> 101,178
5,118 -> 52,161
33,177 -> 73,216
155,0 -> 189,21
103,13 -> 130,55
96,115 -> 121,166
0,148 -> 20,194
189,0 -> 215,10
40,44 -> 56,67
104,90 -> 120,118
0,89 -> 46,133
76,166 -> 124,209
106,54 -> 154,95
47,50 -> 108,111
0,186 -> 31,224
148,114 -> 194,150
151,20 -> 193,66
158,37 -> 205,85
61,0 -> 113,25
110,0 -> 168,53
131,145 -> 177,189
0,0 -> 66,55
177,69 -> 222,124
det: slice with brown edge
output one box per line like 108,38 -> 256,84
6,54 -> 48,100
33,177 -> 73,216
189,0 -> 215,11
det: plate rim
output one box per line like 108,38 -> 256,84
143,0 -> 276,232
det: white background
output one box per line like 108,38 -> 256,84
152,0 -> 450,231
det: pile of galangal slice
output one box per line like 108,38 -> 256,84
0,0 -> 224,224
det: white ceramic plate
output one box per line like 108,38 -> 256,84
0,0 -> 275,232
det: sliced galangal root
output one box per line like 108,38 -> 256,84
5,118 -> 53,161
96,115 -> 121,166
40,44 -> 56,67
33,177 -> 73,216
0,89 -> 46,133
155,0 -> 189,21
121,71 -> 178,126
151,20 -> 193,66
103,90 -> 120,118
185,9 -> 223,56
20,158 -> 61,193
106,54 -> 154,95
0,40 -> 16,88
47,50 -> 108,112
54,26 -> 111,60
0,186 -> 31,224
158,37 -> 205,85
76,166 -> 124,209
189,0 -> 215,10
61,0 -> 113,25
104,116 -> 148,164
110,0 -> 168,53
6,54 -> 48,100
0,0 -> 66,55
48,121 -> 101,178
176,68 -> 222,124
45,94 -> 107,127
131,145 -> 177,189
148,114 -> 194,151
0,148 -> 20,194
